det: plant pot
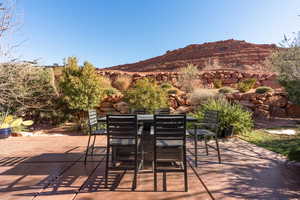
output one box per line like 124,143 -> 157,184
0,127 -> 11,139
220,125 -> 234,138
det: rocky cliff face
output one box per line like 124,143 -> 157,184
104,39 -> 278,72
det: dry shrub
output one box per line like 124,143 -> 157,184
112,75 -> 132,91
99,76 -> 112,88
188,88 -> 219,105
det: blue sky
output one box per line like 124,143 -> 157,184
13,0 -> 300,68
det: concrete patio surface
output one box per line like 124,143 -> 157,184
0,135 -> 299,200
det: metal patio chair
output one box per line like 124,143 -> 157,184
189,110 -> 221,167
153,114 -> 188,192
84,109 -> 106,164
105,115 -> 143,191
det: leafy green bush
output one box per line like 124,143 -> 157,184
161,83 -> 173,90
112,75 -> 132,91
237,78 -> 257,92
193,98 -> 253,134
213,79 -> 223,89
218,87 -> 235,94
124,78 -> 168,113
103,87 -> 121,96
279,80 -> 300,105
288,146 -> 300,162
255,86 -> 274,94
59,57 -> 106,112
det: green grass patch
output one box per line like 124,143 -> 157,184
239,129 -> 300,161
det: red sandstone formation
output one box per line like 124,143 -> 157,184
103,39 -> 278,72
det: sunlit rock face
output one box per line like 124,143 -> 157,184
103,39 -> 278,72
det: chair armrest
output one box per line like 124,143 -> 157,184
138,126 -> 144,135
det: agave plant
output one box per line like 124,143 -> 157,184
0,111 -> 34,131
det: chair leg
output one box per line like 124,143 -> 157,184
132,145 -> 138,191
105,145 -> 110,188
215,136 -> 221,164
91,134 -> 96,156
84,134 -> 92,165
183,144 -> 188,192
153,146 -> 157,191
163,172 -> 167,192
194,133 -> 198,167
204,137 -> 209,155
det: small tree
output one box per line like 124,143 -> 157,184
270,34 -> 300,105
59,57 -> 106,115
178,64 -> 200,92
124,78 -> 167,113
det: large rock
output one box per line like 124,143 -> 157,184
174,106 -> 193,114
286,103 -> 300,117
266,95 -> 288,107
113,101 -> 129,114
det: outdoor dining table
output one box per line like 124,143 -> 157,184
98,114 -> 197,167
98,114 -> 197,124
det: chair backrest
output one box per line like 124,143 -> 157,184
202,110 -> 219,131
155,108 -> 170,115
154,115 -> 186,140
88,109 -> 98,126
106,115 -> 138,139
132,108 -> 147,115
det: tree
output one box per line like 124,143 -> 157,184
270,33 -> 300,105
0,61 -> 58,115
124,78 -> 168,113
59,57 -> 106,112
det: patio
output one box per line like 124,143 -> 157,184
0,135 -> 299,200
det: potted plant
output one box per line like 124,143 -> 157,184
0,112 -> 34,139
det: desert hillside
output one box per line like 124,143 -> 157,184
103,39 -> 278,72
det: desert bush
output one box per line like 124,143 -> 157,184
270,34 -> 300,105
188,89 -> 219,105
59,57 -> 106,112
237,78 -> 256,92
193,98 -> 253,134
213,79 -> 222,88
112,75 -> 131,91
178,64 -> 199,92
167,88 -> 180,95
255,86 -> 274,94
98,76 -> 112,88
218,87 -> 235,94
161,83 -> 173,90
124,78 -> 168,113
0,62 -> 58,116
103,87 -> 121,96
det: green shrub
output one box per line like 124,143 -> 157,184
219,87 -> 235,94
237,78 -> 257,92
189,89 -> 219,105
193,98 -> 253,134
103,87 -> 121,96
255,86 -> 274,94
124,78 -> 168,113
213,79 -> 223,89
59,57 -> 106,112
161,83 -> 173,90
112,75 -> 131,91
288,146 -> 300,162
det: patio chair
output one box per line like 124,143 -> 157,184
84,109 -> 106,164
155,108 -> 171,115
189,110 -> 221,167
105,115 -> 143,191
153,114 -> 188,192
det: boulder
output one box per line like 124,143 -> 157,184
174,106 -> 193,114
286,103 -> 300,118
113,101 -> 130,114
